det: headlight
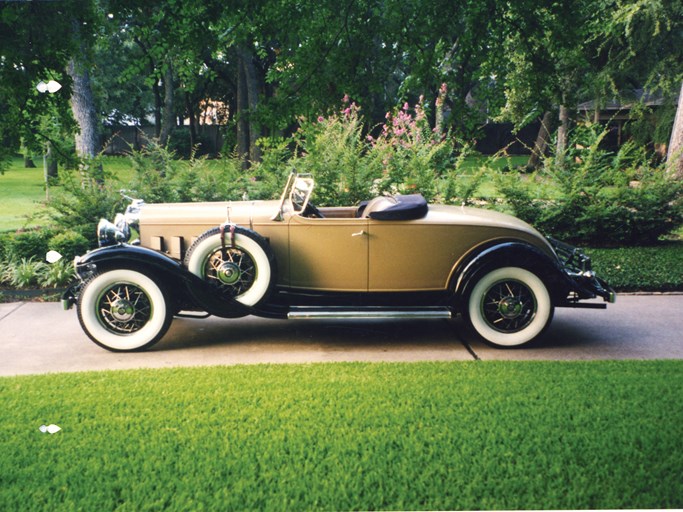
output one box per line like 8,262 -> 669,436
97,218 -> 127,246
98,196 -> 144,247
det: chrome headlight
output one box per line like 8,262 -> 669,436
97,218 -> 127,246
98,195 -> 145,247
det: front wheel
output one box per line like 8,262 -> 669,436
465,267 -> 554,348
77,269 -> 173,351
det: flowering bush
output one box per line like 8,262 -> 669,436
293,96 -> 381,206
367,95 -> 453,201
292,89 -> 464,205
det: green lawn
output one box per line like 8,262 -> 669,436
1,361 -> 681,511
0,159 -> 48,231
0,156 -> 136,232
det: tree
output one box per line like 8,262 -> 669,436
668,81 -> 683,179
68,18 -> 101,164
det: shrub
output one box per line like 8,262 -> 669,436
367,98 -> 454,202
438,145 -> 491,206
590,243 -> 683,291
495,124 -> 683,246
127,140 -> 178,203
0,232 -> 10,261
0,260 -> 11,286
294,98 -> 381,206
5,257 -> 46,289
48,231 -> 90,261
3,228 -> 55,262
48,165 -> 127,244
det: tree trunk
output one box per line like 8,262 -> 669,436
67,58 -> 100,161
46,142 -> 58,179
236,53 -> 249,167
236,48 -> 262,165
527,111 -> 553,169
667,80 -> 683,179
556,104 -> 570,164
24,154 -> 36,168
185,92 -> 197,151
152,81 -> 162,139
159,62 -> 175,146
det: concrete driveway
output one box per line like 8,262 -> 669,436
1,294 -> 681,376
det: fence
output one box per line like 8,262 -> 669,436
101,125 -> 225,156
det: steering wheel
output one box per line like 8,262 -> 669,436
303,202 -> 324,218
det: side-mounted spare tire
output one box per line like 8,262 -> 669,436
184,226 -> 276,307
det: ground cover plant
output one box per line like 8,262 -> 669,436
1,361 -> 682,511
590,243 -> 683,291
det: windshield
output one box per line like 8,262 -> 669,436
273,173 -> 315,220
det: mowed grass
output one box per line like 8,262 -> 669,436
0,159 -> 47,231
1,361 -> 681,511
0,157 -> 137,231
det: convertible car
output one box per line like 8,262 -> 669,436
61,173 -> 615,351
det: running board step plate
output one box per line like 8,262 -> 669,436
287,307 -> 452,320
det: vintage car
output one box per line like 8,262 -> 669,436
61,173 -> 615,351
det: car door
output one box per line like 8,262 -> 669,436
288,215 -> 369,291
368,220 -> 458,292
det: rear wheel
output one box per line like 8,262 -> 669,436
466,267 -> 553,347
77,268 -> 172,351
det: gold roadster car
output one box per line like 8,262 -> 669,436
62,173 -> 615,351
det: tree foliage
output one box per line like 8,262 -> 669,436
0,0 -> 681,168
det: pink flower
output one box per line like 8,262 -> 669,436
318,116 -> 325,123
342,94 -> 350,104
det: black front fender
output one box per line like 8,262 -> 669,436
71,244 -> 251,318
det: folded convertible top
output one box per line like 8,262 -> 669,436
368,194 -> 428,221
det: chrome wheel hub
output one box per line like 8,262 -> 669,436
111,299 -> 136,322
498,297 -> 523,319
217,262 -> 241,285
205,248 -> 256,298
481,279 -> 537,333
97,283 -> 152,334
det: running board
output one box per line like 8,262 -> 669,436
287,307 -> 452,320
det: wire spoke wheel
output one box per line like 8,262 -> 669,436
204,247 -> 257,299
481,279 -> 537,333
97,283 -> 153,334
184,226 -> 275,307
77,269 -> 172,351
466,267 -> 553,347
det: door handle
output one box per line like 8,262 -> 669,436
351,230 -> 366,237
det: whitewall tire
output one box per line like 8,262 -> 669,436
184,227 -> 274,307
466,267 -> 554,347
77,269 -> 172,351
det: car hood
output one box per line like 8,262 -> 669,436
139,199 -> 282,226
